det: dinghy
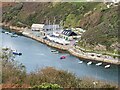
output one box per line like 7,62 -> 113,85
78,61 -> 83,64
13,51 -> 22,56
1,31 -> 5,33
11,34 -> 18,37
53,51 -> 59,54
5,31 -> 9,34
96,62 -> 102,66
105,65 -> 110,68
8,32 -> 13,35
87,61 -> 92,65
51,50 -> 57,52
60,56 -> 66,59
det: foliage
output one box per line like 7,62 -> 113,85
1,48 -> 117,88
2,2 -> 119,52
78,5 -> 119,52
64,14 -> 78,28
2,2 -> 100,27
2,48 -> 26,85
33,83 -> 61,89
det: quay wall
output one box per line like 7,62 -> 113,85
22,32 -> 120,65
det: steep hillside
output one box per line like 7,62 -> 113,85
2,2 -> 120,53
79,5 -> 120,53
2,2 -> 102,27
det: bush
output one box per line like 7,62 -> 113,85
2,48 -> 26,85
1,48 -> 117,88
33,83 -> 61,89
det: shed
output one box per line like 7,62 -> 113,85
31,24 -> 44,31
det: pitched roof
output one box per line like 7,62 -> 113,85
43,25 -> 60,29
31,24 -> 44,28
62,30 -> 77,36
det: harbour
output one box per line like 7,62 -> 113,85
0,28 -> 119,84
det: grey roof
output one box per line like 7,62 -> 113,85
43,25 -> 60,29
62,30 -> 77,36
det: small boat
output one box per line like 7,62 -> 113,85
60,56 -> 66,59
51,50 -> 57,52
96,62 -> 102,66
53,51 -> 59,54
105,65 -> 110,68
87,61 -> 92,65
11,34 -> 18,37
78,61 -> 83,64
8,32 -> 13,35
1,31 -> 5,33
5,31 -> 9,34
13,51 -> 22,56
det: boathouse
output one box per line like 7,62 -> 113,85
43,24 -> 61,31
31,24 -> 44,31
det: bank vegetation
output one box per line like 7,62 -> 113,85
1,48 -> 118,89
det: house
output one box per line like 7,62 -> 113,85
43,24 -> 61,31
31,24 -> 44,31
61,30 -> 77,40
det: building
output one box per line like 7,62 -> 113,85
47,35 -> 70,45
43,24 -> 61,31
75,28 -> 86,33
61,30 -> 77,40
31,24 -> 44,31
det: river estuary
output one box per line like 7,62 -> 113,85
0,28 -> 119,84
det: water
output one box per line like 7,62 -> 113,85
0,28 -> 119,84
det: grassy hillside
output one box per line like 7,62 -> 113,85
79,4 -> 119,53
2,2 -> 102,27
2,2 -> 120,53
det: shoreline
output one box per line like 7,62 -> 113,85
22,30 -> 120,65
1,25 -> 120,65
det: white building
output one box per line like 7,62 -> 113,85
43,24 -> 61,31
31,24 -> 45,31
75,28 -> 86,33
47,35 -> 70,45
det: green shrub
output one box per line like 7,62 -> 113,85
33,83 -> 61,89
2,48 -> 117,88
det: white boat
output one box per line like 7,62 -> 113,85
105,65 -> 110,68
53,51 -> 59,54
5,31 -> 9,34
78,61 -> 83,64
8,32 -> 13,35
87,61 -> 92,65
96,62 -> 102,66
11,34 -> 18,37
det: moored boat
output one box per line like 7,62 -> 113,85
78,61 -> 83,64
60,56 -> 66,59
13,51 -> 22,56
1,30 -> 5,33
96,62 -> 102,66
51,50 -> 57,52
8,32 -> 13,35
5,31 -> 9,34
11,34 -> 18,37
53,51 -> 59,54
105,65 -> 110,68
87,61 -> 92,65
